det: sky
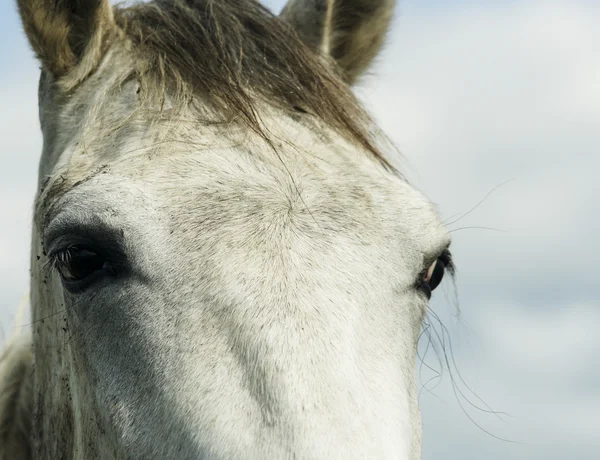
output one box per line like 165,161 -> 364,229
1,0 -> 599,459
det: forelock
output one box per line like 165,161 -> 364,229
112,0 -> 392,168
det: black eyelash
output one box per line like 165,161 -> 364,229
48,245 -> 84,271
52,246 -> 74,265
439,249 -> 456,275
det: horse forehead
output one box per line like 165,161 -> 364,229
86,130 -> 421,219
40,105 -> 445,256
48,143 -> 444,268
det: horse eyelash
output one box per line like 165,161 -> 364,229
43,248 -> 73,277
439,249 -> 456,278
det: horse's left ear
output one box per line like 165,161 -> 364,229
280,0 -> 394,84
17,0 -> 115,79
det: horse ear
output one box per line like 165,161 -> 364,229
16,0 -> 115,78
280,0 -> 394,84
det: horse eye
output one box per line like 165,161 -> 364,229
421,256 -> 447,297
54,247 -> 108,283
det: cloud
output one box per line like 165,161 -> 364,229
418,300 -> 600,459
0,75 -> 41,333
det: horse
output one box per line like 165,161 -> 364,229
0,0 -> 454,458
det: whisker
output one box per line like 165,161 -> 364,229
444,180 -> 514,227
448,226 -> 506,233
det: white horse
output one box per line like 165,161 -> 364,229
0,0 -> 454,458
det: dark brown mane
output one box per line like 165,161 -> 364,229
114,0 -> 391,168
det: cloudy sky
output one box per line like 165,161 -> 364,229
1,0 -> 598,459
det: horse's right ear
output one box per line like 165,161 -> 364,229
17,0 -> 115,79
